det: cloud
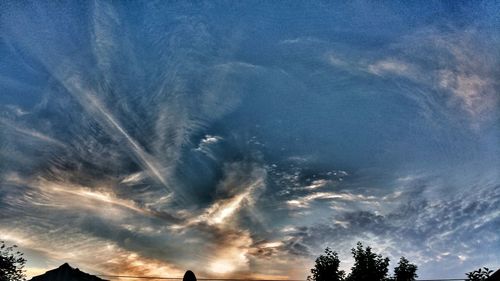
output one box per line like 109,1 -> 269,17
0,0 -> 258,204
1,2 -> 498,279
323,27 -> 498,127
279,171 -> 500,277
367,59 -> 416,77
0,228 -> 185,279
0,118 -> 66,148
200,135 -> 222,146
304,179 -> 330,190
0,5 -> 283,274
286,191 -> 377,209
368,29 -> 498,123
327,54 -> 348,67
437,66 -> 495,117
194,135 -> 223,159
279,37 -> 324,45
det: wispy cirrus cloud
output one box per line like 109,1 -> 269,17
321,27 -> 498,127
367,59 -> 416,78
279,170 -> 500,276
0,161 -> 273,278
0,118 -> 66,148
1,2 -> 499,280
367,29 -> 498,123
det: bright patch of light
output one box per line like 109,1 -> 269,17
209,259 -> 236,274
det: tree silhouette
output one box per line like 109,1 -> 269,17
346,242 -> 390,281
0,241 -> 26,281
465,267 -> 492,281
393,257 -> 418,281
307,247 -> 345,281
307,243 -> 420,281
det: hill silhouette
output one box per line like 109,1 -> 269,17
30,263 -> 107,281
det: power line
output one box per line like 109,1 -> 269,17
96,275 -> 467,281
97,276 -> 303,281
97,277 -> 303,281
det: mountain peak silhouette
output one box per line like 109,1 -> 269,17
30,263 -> 107,281
59,263 -> 71,269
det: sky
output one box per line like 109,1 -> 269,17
0,1 -> 499,280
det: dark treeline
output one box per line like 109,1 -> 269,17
307,242 -> 493,281
307,242 -> 416,281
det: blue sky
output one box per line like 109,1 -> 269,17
1,1 -> 499,279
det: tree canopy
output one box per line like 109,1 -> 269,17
346,242 -> 390,281
393,257 -> 418,281
308,242 -> 419,281
0,241 -> 26,281
465,267 -> 492,281
308,247 -> 345,281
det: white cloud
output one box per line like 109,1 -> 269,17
437,69 -> 495,117
279,37 -> 323,44
200,134 -> 221,145
304,179 -> 329,190
287,191 -> 377,209
367,59 -> 415,77
174,162 -> 266,228
120,172 -> 146,184
195,135 -> 223,158
0,118 -> 66,148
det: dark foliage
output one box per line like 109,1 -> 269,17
466,267 -> 493,281
307,243 -> 422,281
307,247 -> 345,281
0,241 -> 26,281
345,242 -> 390,281
393,257 -> 418,281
